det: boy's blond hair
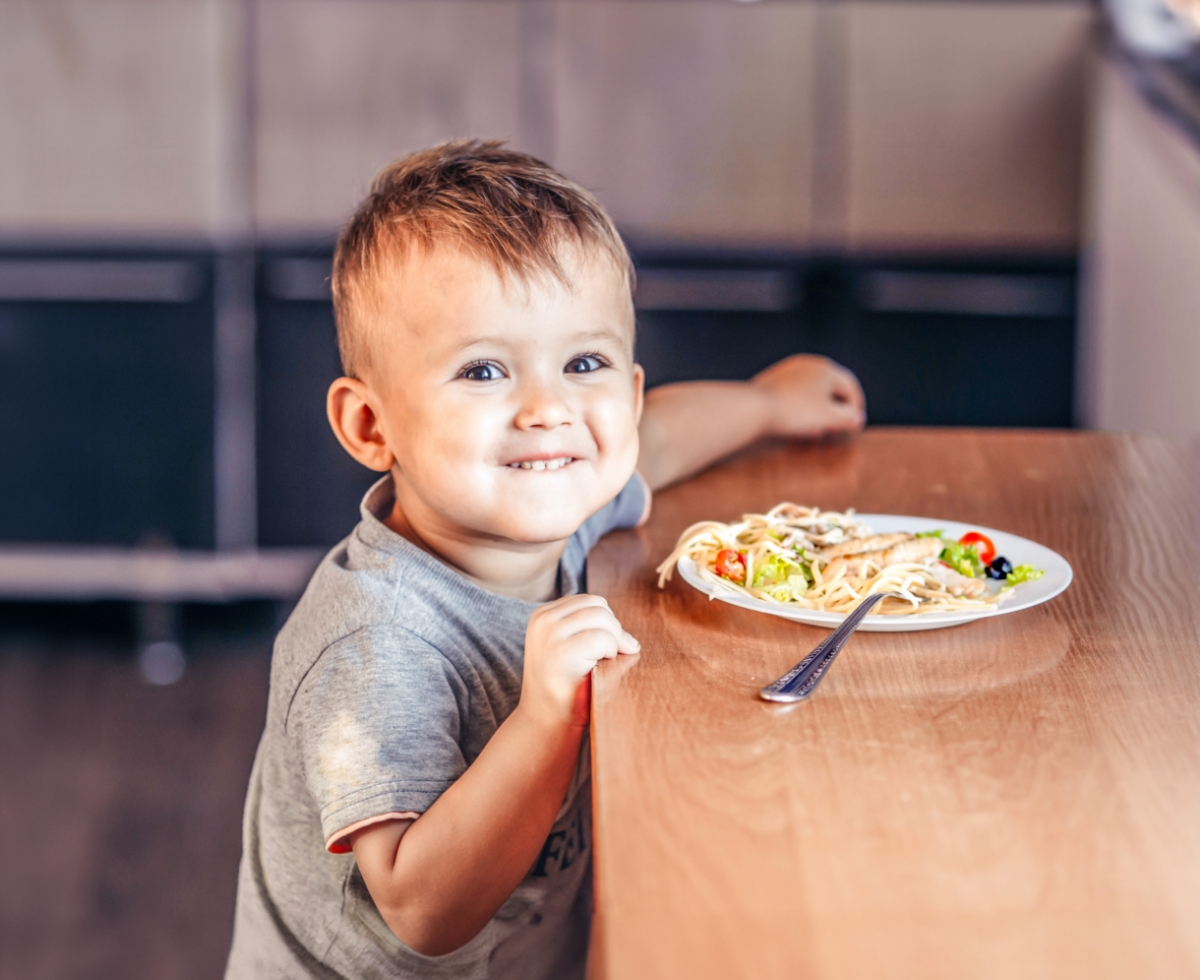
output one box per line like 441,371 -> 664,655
332,139 -> 633,378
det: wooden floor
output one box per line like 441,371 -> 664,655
0,604 -> 272,980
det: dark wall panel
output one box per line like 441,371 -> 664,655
636,258 -> 1076,429
255,280 -> 376,549
0,260 -> 215,548
0,249 -> 1077,553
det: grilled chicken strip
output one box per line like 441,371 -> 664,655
815,532 -> 913,562
836,537 -> 945,576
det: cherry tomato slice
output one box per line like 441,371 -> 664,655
958,531 -> 996,566
714,549 -> 747,584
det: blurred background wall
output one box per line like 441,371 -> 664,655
1,0 -> 1117,562
0,0 -> 1093,242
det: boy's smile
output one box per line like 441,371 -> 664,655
506,456 -> 575,470
331,241 -> 644,598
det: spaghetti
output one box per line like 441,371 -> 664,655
655,503 -> 1023,617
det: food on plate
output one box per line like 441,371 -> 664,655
655,503 -> 1045,617
957,531 -> 996,566
985,556 -> 1013,580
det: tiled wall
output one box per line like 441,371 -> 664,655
1,0 -> 1094,249
0,0 -> 237,239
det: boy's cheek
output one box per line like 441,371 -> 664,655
406,404 -> 491,463
592,402 -> 641,469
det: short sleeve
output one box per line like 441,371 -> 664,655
286,625 -> 469,848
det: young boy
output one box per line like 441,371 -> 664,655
225,140 -> 863,979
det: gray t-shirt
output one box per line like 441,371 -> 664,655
225,473 -> 647,980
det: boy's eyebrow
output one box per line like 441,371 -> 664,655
565,327 -> 632,348
448,326 -> 632,357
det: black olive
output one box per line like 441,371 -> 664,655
986,556 -> 1013,580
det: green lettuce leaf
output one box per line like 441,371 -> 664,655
1005,564 -> 1044,587
752,554 -> 810,600
938,540 -> 983,578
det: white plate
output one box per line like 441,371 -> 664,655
675,514 -> 1073,632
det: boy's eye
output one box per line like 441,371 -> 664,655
564,353 -> 608,374
460,361 -> 504,382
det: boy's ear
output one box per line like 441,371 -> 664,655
633,363 -> 645,424
327,376 -> 396,472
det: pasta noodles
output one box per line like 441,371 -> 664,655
655,503 -> 1018,617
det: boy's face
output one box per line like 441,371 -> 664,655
363,243 -> 643,546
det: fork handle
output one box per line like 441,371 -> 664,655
759,592 -> 898,703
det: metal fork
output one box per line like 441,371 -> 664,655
759,592 -> 904,703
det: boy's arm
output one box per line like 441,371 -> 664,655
349,594 -> 639,957
636,354 -> 865,492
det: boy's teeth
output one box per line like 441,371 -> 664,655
510,457 -> 573,471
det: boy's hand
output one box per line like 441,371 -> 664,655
751,354 -> 865,439
521,594 -> 640,728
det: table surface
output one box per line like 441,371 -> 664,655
587,428 -> 1200,980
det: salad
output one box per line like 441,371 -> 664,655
656,503 -> 1044,617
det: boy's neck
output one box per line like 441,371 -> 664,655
384,491 -> 567,603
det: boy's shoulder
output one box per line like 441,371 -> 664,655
269,514 -> 501,705
269,470 -> 649,703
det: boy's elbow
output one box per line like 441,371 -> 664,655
377,900 -> 479,957
352,817 -> 488,955
377,902 -> 431,953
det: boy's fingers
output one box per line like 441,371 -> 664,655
552,606 -> 640,654
555,605 -> 627,639
545,593 -> 608,612
535,593 -> 610,622
570,628 -> 621,665
828,367 -> 865,408
833,399 -> 866,427
815,393 -> 866,432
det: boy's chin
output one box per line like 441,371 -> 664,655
478,475 -> 627,544
476,494 -> 603,544
490,510 -> 592,545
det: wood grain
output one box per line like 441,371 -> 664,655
589,428 -> 1200,980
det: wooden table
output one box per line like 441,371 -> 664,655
588,428 -> 1200,980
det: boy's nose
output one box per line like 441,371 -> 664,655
514,380 -> 574,430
